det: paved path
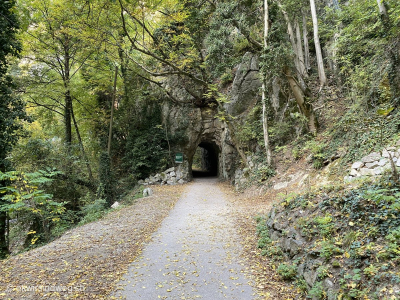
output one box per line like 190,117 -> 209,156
113,178 -> 256,300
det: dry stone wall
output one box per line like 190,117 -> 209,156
139,163 -> 190,186
345,141 -> 400,182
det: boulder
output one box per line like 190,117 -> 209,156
378,158 -> 388,166
304,269 -> 318,287
288,238 -> 304,257
359,168 -> 375,176
167,177 -> 177,185
351,161 -> 364,170
382,149 -> 396,158
273,182 -> 289,190
361,152 -> 381,163
225,52 -> 261,116
350,169 -> 360,177
165,167 -> 175,173
374,167 -> 384,175
143,188 -> 153,197
365,161 -> 379,169
111,201 -> 120,209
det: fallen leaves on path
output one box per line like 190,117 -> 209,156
218,182 -> 303,300
0,185 -> 186,299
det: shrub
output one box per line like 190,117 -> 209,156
277,263 -> 297,280
79,198 -> 107,225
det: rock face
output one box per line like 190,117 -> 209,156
225,52 -> 261,116
345,146 -> 400,181
158,52 -> 261,182
266,207 -> 340,297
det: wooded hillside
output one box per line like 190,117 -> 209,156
1,1 -> 400,297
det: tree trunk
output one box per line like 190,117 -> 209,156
262,84 -> 272,165
376,0 -> 389,22
285,67 -> 318,135
65,89 -> 73,146
295,20 -> 306,77
64,48 -> 73,148
71,107 -> 94,182
0,209 -> 8,259
284,14 -> 300,72
280,6 -> 307,90
0,161 -> 9,258
271,77 -> 281,114
262,0 -> 272,165
108,66 -> 118,156
302,13 -> 311,72
310,0 -> 327,88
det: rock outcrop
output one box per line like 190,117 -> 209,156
158,52 -> 262,181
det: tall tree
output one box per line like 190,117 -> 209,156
18,0 -> 109,179
309,0 -> 326,88
0,0 -> 28,258
262,0 -> 272,165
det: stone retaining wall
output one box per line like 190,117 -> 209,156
345,142 -> 400,182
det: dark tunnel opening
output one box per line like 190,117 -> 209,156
192,142 -> 219,178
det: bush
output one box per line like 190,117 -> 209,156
79,198 -> 107,225
305,140 -> 326,169
277,263 -> 297,280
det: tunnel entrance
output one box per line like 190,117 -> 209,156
191,142 -> 219,178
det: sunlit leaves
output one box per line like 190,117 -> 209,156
0,169 -> 66,243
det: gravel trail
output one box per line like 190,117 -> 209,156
113,178 -> 257,300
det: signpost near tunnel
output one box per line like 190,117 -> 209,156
175,152 -> 183,164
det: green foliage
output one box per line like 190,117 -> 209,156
269,121 -> 294,147
236,106 -> 263,150
219,71 -> 233,87
256,216 -> 283,260
0,0 -> 28,171
79,197 -> 107,226
363,264 -> 379,278
0,169 -> 66,245
292,146 -> 303,160
305,140 -> 326,169
256,165 -> 276,182
321,180 -> 400,236
122,122 -> 169,181
318,240 -> 342,260
205,1 -> 258,79
308,281 -> 326,299
277,262 -> 297,280
98,152 -> 115,208
320,0 -> 400,165
314,214 -> 335,238
316,265 -> 330,279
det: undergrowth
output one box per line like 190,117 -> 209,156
257,175 -> 400,299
